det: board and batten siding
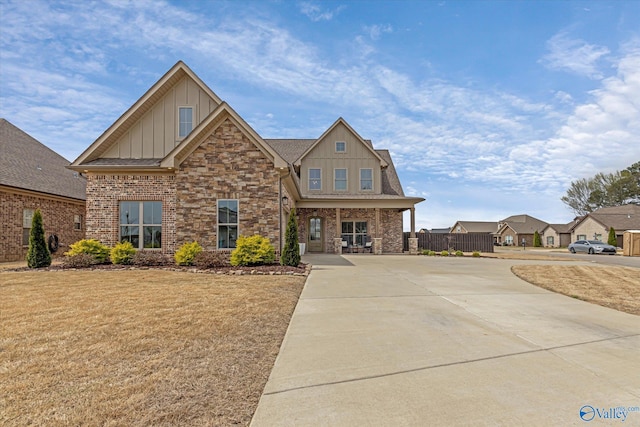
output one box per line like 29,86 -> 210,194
103,76 -> 219,159
300,123 -> 382,196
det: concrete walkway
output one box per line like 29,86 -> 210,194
251,255 -> 640,426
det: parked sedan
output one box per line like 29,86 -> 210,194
568,240 -> 617,255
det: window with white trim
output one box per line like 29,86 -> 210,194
360,168 -> 373,191
577,234 -> 586,241
178,106 -> 193,138
505,235 -> 514,245
546,236 -> 554,246
218,199 -> 238,249
335,141 -> 346,153
22,209 -> 34,245
309,168 -> 321,191
334,168 -> 347,191
120,201 -> 162,249
341,221 -> 368,246
74,214 -> 83,231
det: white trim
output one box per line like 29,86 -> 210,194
335,141 -> 346,153
217,199 -> 239,249
177,105 -> 195,140
334,168 -> 348,192
359,168 -> 373,191
308,168 -> 322,191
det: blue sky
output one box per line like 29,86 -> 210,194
1,0 -> 639,230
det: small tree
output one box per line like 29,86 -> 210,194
533,230 -> 542,247
281,208 -> 301,267
26,209 -> 51,268
607,227 -> 617,246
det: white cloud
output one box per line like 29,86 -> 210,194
365,24 -> 393,40
540,32 -> 611,79
298,2 -> 345,22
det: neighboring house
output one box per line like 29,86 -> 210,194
0,119 -> 86,262
450,221 -> 498,234
570,205 -> 640,248
495,214 -> 548,247
541,223 -> 573,248
68,61 -> 423,255
428,228 -> 451,234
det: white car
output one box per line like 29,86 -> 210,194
568,240 -> 617,255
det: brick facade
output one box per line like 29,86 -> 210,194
0,189 -> 85,262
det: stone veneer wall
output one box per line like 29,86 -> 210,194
85,174 -> 177,253
175,118 -> 280,251
297,207 -> 404,253
0,189 -> 85,262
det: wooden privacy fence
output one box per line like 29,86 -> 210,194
403,233 -> 494,253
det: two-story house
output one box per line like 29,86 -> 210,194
69,61 -> 423,255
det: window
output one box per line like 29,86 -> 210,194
547,236 -> 554,246
594,233 -> 602,241
577,234 -> 586,241
218,199 -> 238,249
360,168 -> 373,191
335,141 -> 346,153
309,168 -> 321,191
120,201 -> 162,249
334,168 -> 347,191
74,214 -> 83,231
341,221 -> 368,246
505,235 -> 514,245
178,107 -> 193,138
22,209 -> 34,245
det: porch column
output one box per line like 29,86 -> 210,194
409,207 -> 419,254
335,208 -> 342,254
336,208 -> 341,237
375,208 -> 380,237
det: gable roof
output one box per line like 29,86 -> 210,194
543,223 -> 573,234
71,61 -> 222,167
452,221 -> 498,233
498,214 -> 548,234
293,117 -> 388,168
0,119 -> 86,200
573,204 -> 640,232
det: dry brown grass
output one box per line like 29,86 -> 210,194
512,265 -> 640,315
0,270 -> 305,426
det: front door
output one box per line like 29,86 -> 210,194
308,217 -> 323,252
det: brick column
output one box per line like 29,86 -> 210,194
333,237 -> 343,254
409,237 -> 419,255
373,237 -> 383,255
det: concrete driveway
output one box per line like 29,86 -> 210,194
251,255 -> 640,426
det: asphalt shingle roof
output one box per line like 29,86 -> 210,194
586,205 -> 640,231
0,119 -> 86,200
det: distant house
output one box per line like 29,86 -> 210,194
571,205 -> 640,247
0,119 -> 86,262
68,61 -> 423,255
541,223 -> 573,248
495,214 -> 548,247
429,227 -> 451,234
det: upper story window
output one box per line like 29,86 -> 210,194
309,168 -> 321,191
334,168 -> 347,191
218,199 -> 238,249
120,201 -> 162,249
335,141 -> 346,153
178,107 -> 193,138
360,168 -> 373,191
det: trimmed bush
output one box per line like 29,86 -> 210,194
428,250 -> 436,256
533,230 -> 542,247
62,253 -> 95,268
472,251 -> 481,257
26,209 -> 51,268
281,208 -> 301,267
421,249 -> 430,255
175,241 -> 203,266
194,251 -> 230,269
608,227 -> 617,246
440,250 -> 449,256
132,251 -> 171,266
230,235 -> 275,266
110,241 -> 137,265
65,239 -> 110,264
455,250 -> 464,257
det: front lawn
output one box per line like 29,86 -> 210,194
0,270 -> 305,426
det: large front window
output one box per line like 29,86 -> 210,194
120,201 -> 162,249
218,199 -> 238,249
335,168 -> 347,191
341,221 -> 367,246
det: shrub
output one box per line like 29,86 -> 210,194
26,209 -> 51,268
230,235 -> 275,266
421,249 -> 430,255
281,208 -> 301,267
65,239 -> 110,264
455,250 -> 464,257
472,251 -> 481,257
440,250 -> 449,256
608,227 -> 617,246
194,251 -> 230,269
533,230 -> 542,247
174,241 -> 203,266
62,253 -> 95,268
132,251 -> 171,266
110,241 -> 137,265
428,250 -> 437,256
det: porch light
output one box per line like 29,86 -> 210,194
282,196 -> 289,208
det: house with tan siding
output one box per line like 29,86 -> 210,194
570,205 -> 640,248
69,61 -> 423,255
0,119 -> 86,262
